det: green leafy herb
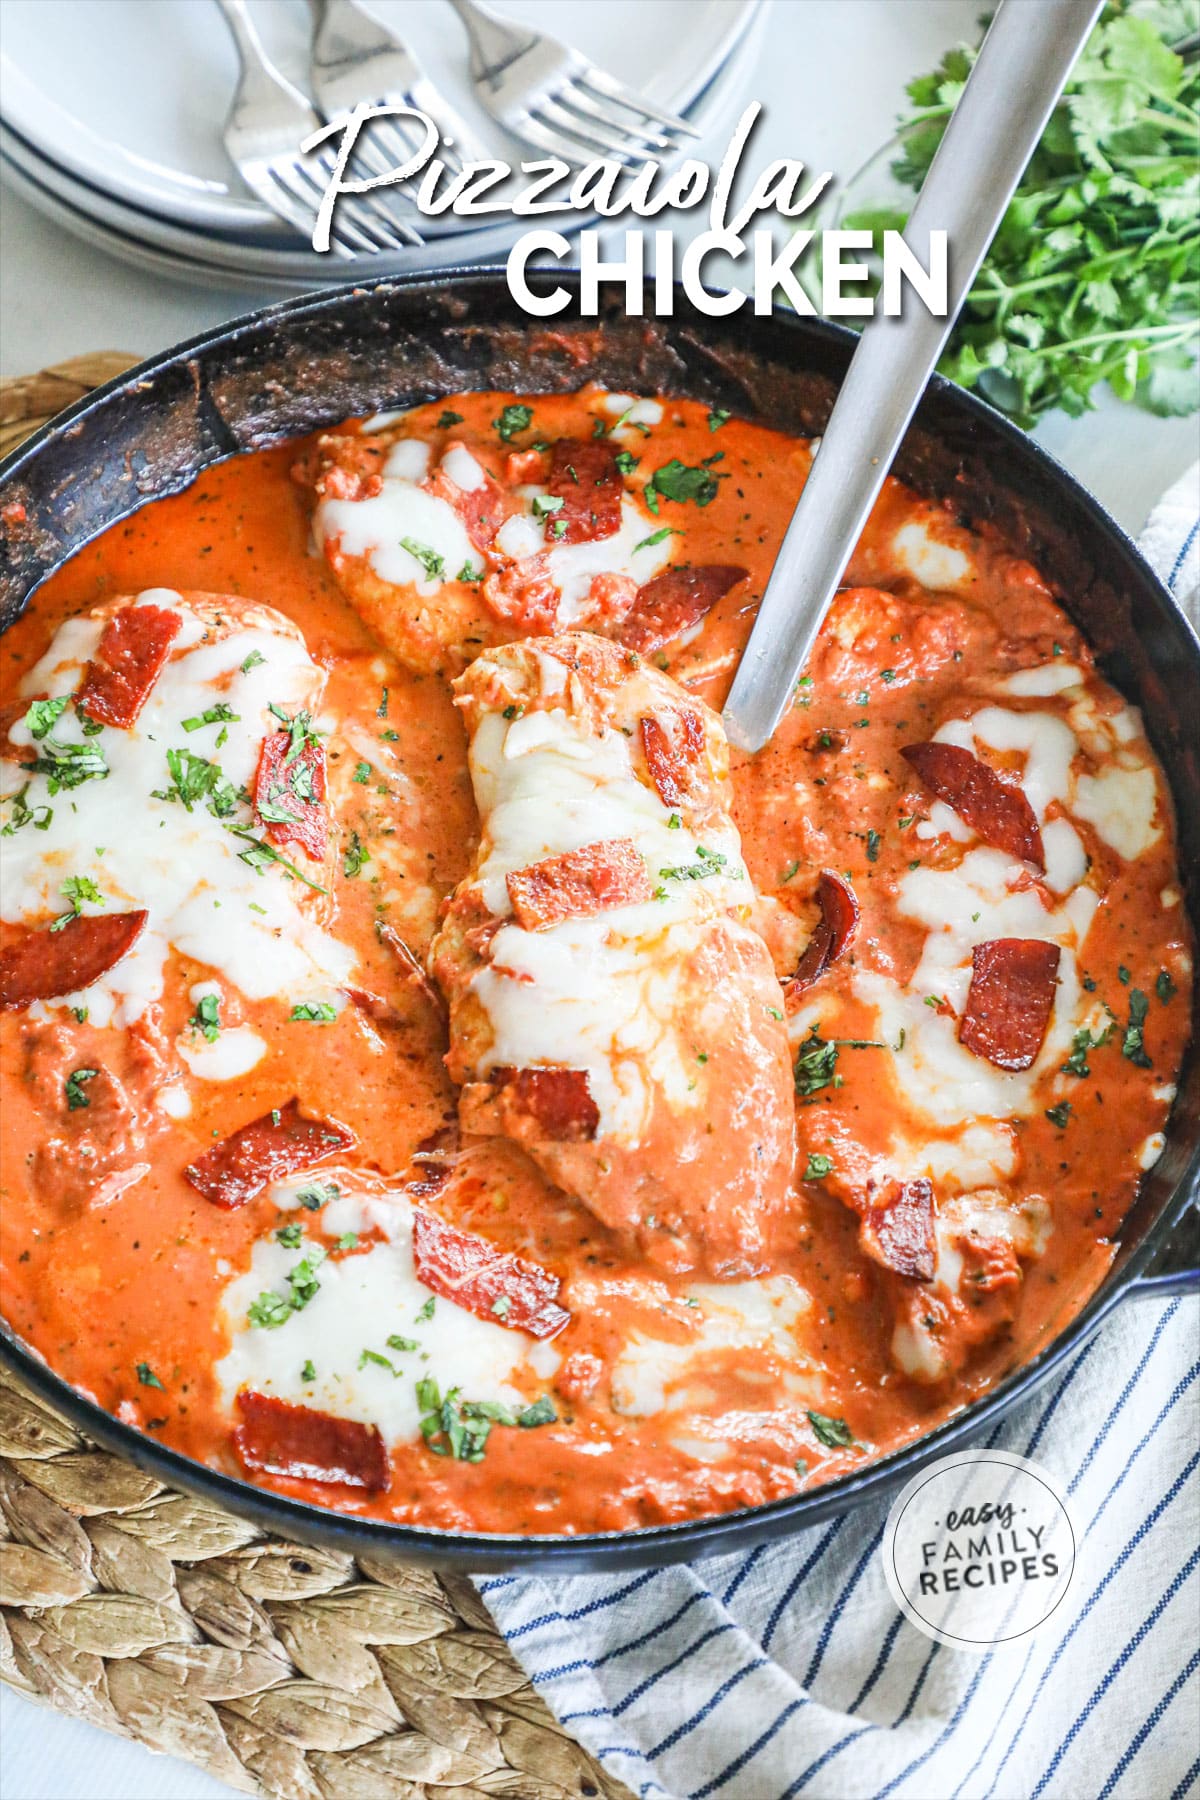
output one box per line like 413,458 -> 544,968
401,537 -> 445,579
437,410 -> 464,428
190,993 -> 222,1043
865,828 -> 881,863
336,1232 -> 358,1251
182,702 -> 239,733
659,845 -> 728,882
224,823 -> 327,894
387,1334 -> 420,1354
1045,1101 -> 1073,1129
247,1291 -> 294,1330
1122,987 -> 1153,1068
532,493 -> 565,520
803,1152 -> 835,1180
1062,1021 -> 1112,1077
634,526 -> 680,552
614,449 -> 639,475
276,1221 -> 303,1248
1,782 -> 53,836
241,649 -> 266,674
359,1348 -> 402,1376
807,1410 -> 855,1449
136,1362 -> 164,1390
794,1032 -> 840,1096
22,733 -> 109,795
156,747 -> 238,817
415,1295 -> 436,1322
519,1396 -> 557,1428
846,8 -> 1200,428
645,458 -> 721,510
49,873 -> 105,933
706,407 -> 731,431
494,403 -> 533,441
1118,963 -> 1132,985
1156,968 -> 1177,1004
343,830 -> 370,879
291,1002 -> 337,1024
24,697 -> 69,739
457,561 -> 484,583
295,1182 -> 338,1211
301,1360 -> 316,1382
64,1067 -> 97,1110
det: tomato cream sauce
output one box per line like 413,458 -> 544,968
0,388 -> 1191,1536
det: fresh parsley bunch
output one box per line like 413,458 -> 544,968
851,0 -> 1199,427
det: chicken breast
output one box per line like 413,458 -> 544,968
428,632 -> 796,1278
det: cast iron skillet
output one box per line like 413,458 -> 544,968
0,272 -> 1196,1571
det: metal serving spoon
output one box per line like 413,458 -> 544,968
722,0 -> 1104,754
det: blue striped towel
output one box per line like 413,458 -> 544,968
477,466 -> 1200,1800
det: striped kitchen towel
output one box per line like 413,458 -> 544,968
476,471 -> 1200,1800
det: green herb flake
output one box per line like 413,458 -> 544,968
401,538 -> 445,580
865,828 -> 881,863
1156,969 -> 1177,1005
241,649 -> 266,674
248,1291 -> 294,1330
276,1221 -> 303,1248
1122,988 -> 1153,1069
794,1032 -> 839,1097
190,992 -> 222,1043
387,1334 -> 420,1353
182,702 -> 239,733
457,561 -> 484,583
1045,1101 -> 1073,1129
803,1152 -> 835,1180
707,408 -> 731,432
437,410 -> 464,429
646,458 -> 720,509
49,873 -> 105,933
336,1232 -> 358,1251
296,1182 -> 338,1212
343,830 -> 370,879
807,1410 -> 855,1449
64,1067 -> 98,1111
415,1296 -> 436,1323
519,1396 -> 557,1428
301,1360 -> 317,1382
495,403 -> 533,442
634,526 -> 680,552
291,1002 -> 337,1024
136,1362 -> 164,1390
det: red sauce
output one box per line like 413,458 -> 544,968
0,390 -> 1190,1535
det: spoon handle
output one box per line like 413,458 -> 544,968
722,0 -> 1104,754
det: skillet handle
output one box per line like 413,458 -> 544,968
1129,1201 -> 1200,1300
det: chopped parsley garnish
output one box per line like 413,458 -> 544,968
1118,964 -> 1131,985
803,1153 -> 835,1180
49,873 -> 105,933
491,1296 -> 511,1318
807,1410 -> 855,1449
644,458 -> 721,511
156,747 -> 237,817
659,845 -> 728,882
532,493 -> 564,521
794,1031 -> 840,1096
415,1379 -> 556,1461
224,823 -> 327,894
182,702 -> 239,733
457,561 -> 484,583
495,403 -> 533,441
359,1348 -> 402,1377
295,1182 -> 338,1211
1045,1102 -> 1073,1129
343,830 -> 370,879
415,1295 -> 436,1322
548,518 -> 568,540
377,688 -> 389,719
248,1245 -> 326,1328
781,860 -> 800,883
352,760 -> 372,784
247,1291 -> 293,1330
301,1360 -> 316,1382
22,732 -> 109,795
667,812 -> 681,829
401,537 -> 445,580
276,1221 -> 303,1248
614,450 -> 639,476
519,1396 -> 557,1428
64,1068 -> 97,1110
291,1002 -> 337,1024
880,668 -> 897,682
1121,988 -> 1153,1068
136,1362 -> 164,1390
633,526 -> 680,552
1,782 -> 53,836
1156,969 -> 1177,1005
707,407 -> 731,432
865,828 -> 881,863
24,697 -> 69,739
335,1232 -> 358,1251
387,1334 -> 419,1353
190,993 -> 222,1043
1062,1022 -> 1112,1078
241,649 -> 266,674
437,410 -> 464,429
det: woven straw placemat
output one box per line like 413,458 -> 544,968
0,355 -> 632,1800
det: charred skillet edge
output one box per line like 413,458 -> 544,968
0,271 -> 1196,1566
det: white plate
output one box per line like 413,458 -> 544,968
0,3 -> 763,288
0,0 -> 758,239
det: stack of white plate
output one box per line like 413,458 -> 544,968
0,0 -> 763,291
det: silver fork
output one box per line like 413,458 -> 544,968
311,0 -> 486,194
447,0 -> 700,166
215,0 -> 422,255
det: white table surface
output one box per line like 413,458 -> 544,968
1,3 -> 1196,1796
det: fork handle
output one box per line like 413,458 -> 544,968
447,0 -> 534,84
216,0 -> 313,114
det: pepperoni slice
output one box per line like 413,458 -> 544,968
959,938 -> 1061,1071
234,1392 -> 389,1491
77,605 -> 182,729
412,1209 -> 570,1339
546,439 -> 623,544
489,1066 -> 600,1142
621,564 -> 748,654
426,462 -> 509,554
184,1099 -> 354,1209
860,1177 -> 935,1281
0,910 -> 148,1013
901,741 -> 1044,871
506,838 -> 652,931
639,709 -> 705,809
254,731 -> 328,863
782,871 -> 859,1008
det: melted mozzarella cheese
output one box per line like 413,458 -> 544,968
314,438 -> 476,594
467,702 -> 752,1141
892,520 -> 974,591
891,1195 -> 1050,1380
1,595 -> 354,1026
1001,662 -> 1084,698
1073,764 -> 1161,860
611,1276 -> 820,1419
544,496 -> 673,623
215,1176 -> 556,1447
